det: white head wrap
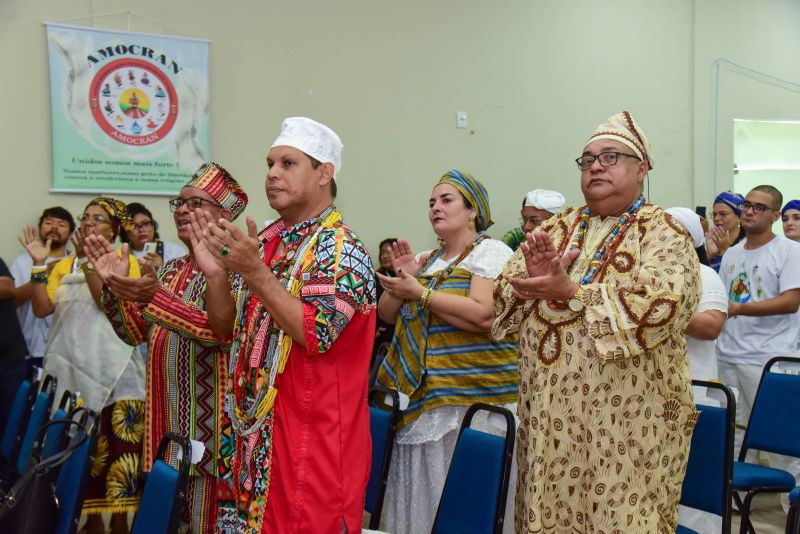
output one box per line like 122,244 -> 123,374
666,207 -> 704,248
587,110 -> 654,169
271,117 -> 344,179
524,189 -> 566,213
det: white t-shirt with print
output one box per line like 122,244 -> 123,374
716,236 -> 800,366
687,264 -> 728,381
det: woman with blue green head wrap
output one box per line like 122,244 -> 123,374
708,191 -> 746,271
374,169 -> 518,533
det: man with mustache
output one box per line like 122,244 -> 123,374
10,206 -> 74,366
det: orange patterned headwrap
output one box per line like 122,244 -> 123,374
184,162 -> 248,220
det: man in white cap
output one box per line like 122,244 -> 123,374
493,111 -> 700,532
502,188 -> 566,251
192,117 -> 376,533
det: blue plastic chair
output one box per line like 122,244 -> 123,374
39,390 -> 77,461
15,374 -> 57,475
130,432 -> 192,534
54,408 -> 99,534
0,367 -> 40,466
431,402 -> 515,534
365,385 -> 400,529
731,356 -> 800,534
676,380 -> 735,534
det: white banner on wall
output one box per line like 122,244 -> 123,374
44,22 -> 211,195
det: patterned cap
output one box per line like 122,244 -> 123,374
86,196 -> 133,237
184,162 -> 248,220
713,191 -> 745,217
438,170 -> 494,232
587,110 -> 654,169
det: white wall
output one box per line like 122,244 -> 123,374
1,0 -> 796,265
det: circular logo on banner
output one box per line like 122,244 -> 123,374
89,58 -> 178,146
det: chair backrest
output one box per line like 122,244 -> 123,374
15,375 -> 57,474
679,380 -> 735,534
432,403 -> 515,534
0,368 -> 40,461
40,390 -> 77,460
131,432 -> 192,534
54,408 -> 99,534
741,356 -> 800,459
365,385 -> 400,529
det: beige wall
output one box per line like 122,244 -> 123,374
0,0 -> 797,265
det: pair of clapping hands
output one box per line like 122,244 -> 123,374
83,211 -> 263,302
375,232 -> 579,302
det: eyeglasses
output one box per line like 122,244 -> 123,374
575,151 -> 640,171
131,220 -> 155,231
168,197 -> 222,212
78,214 -> 110,224
741,201 -> 775,215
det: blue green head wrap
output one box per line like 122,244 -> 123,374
437,170 -> 494,232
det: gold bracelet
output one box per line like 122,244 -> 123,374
420,288 -> 437,310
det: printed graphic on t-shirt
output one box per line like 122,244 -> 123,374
729,271 -> 752,303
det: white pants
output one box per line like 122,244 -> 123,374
718,360 -> 800,512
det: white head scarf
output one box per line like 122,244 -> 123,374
524,189 -> 566,213
271,117 -> 344,179
666,207 -> 704,248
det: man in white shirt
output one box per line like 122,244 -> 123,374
10,207 -> 74,365
717,185 -> 800,461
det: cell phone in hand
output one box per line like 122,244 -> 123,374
143,242 -> 157,255
695,206 -> 707,219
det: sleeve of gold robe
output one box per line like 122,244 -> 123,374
576,213 -> 700,363
491,248 -> 528,339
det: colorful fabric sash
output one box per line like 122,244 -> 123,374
378,267 -> 518,428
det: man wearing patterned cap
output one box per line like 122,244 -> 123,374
191,117 -> 376,533
502,188 -> 566,251
84,162 -> 249,532
493,111 -> 700,532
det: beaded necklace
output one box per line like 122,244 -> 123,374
225,206 -> 341,436
399,232 -> 487,320
565,196 -> 645,284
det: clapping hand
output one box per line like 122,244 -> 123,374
504,231 -> 580,301
19,226 -> 51,264
388,239 -> 425,277
84,235 -> 131,283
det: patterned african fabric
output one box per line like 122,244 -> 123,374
217,207 -> 376,534
502,227 -> 526,252
102,255 -> 239,533
82,400 -> 145,516
376,264 -> 519,429
493,203 -> 701,533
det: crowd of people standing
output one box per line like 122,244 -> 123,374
1,110 -> 800,533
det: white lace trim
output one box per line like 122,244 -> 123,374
418,238 -> 512,280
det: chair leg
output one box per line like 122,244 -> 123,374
737,491 -> 758,534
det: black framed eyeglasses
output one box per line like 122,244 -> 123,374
575,151 -> 640,171
168,197 -> 222,212
131,220 -> 155,231
741,201 -> 774,215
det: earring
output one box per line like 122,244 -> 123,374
468,219 -> 476,230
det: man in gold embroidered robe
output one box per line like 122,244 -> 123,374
493,111 -> 701,533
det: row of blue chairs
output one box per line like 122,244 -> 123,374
366,356 -> 800,534
366,384 -> 516,534
0,368 -> 193,534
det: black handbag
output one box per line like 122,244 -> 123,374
0,417 -> 90,534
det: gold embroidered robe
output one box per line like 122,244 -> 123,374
493,204 -> 701,534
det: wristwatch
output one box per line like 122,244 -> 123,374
568,286 -> 584,313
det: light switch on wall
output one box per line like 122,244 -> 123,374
456,111 -> 468,128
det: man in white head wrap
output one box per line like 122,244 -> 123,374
665,207 -> 727,534
494,110 -> 700,533
194,117 -> 377,532
502,188 -> 566,251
